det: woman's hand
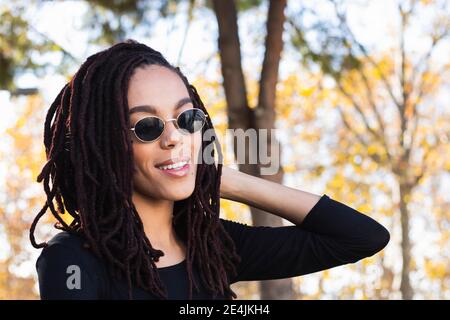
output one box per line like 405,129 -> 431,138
219,166 -> 322,225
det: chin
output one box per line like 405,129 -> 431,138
160,186 -> 194,201
161,193 -> 191,202
173,190 -> 195,201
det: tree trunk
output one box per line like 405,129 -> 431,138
212,0 -> 294,299
399,181 -> 413,299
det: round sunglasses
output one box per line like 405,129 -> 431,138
130,108 -> 208,143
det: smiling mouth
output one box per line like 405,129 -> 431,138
155,163 -> 190,177
155,160 -> 189,170
154,158 -> 191,177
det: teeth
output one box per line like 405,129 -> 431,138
157,161 -> 187,170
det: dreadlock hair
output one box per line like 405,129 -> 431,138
30,39 -> 242,300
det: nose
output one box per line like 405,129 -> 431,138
160,120 -> 182,149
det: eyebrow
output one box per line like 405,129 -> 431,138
129,97 -> 193,115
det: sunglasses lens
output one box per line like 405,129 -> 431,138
134,117 -> 164,142
177,109 -> 206,134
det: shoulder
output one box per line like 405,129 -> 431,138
42,231 -> 89,257
37,231 -> 104,273
47,231 -> 86,249
36,231 -> 108,299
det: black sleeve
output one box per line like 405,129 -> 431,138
36,235 -> 106,299
220,194 -> 390,283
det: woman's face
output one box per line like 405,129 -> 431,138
128,64 -> 202,201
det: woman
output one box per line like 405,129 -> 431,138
31,39 -> 390,300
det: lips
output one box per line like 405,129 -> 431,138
154,156 -> 191,168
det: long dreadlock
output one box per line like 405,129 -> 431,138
30,39 -> 241,300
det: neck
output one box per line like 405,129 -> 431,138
131,191 -> 180,250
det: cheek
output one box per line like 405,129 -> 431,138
132,142 -> 148,163
131,143 -> 156,177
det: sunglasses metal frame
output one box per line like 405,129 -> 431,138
130,108 -> 208,143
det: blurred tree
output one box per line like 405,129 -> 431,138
4,0 -> 447,300
0,94 -> 48,299
0,1 -> 77,92
287,0 -> 450,299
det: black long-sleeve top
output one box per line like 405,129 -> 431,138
36,194 -> 390,299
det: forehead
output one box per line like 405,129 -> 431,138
127,65 -> 189,112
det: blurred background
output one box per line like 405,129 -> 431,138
0,0 -> 449,300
